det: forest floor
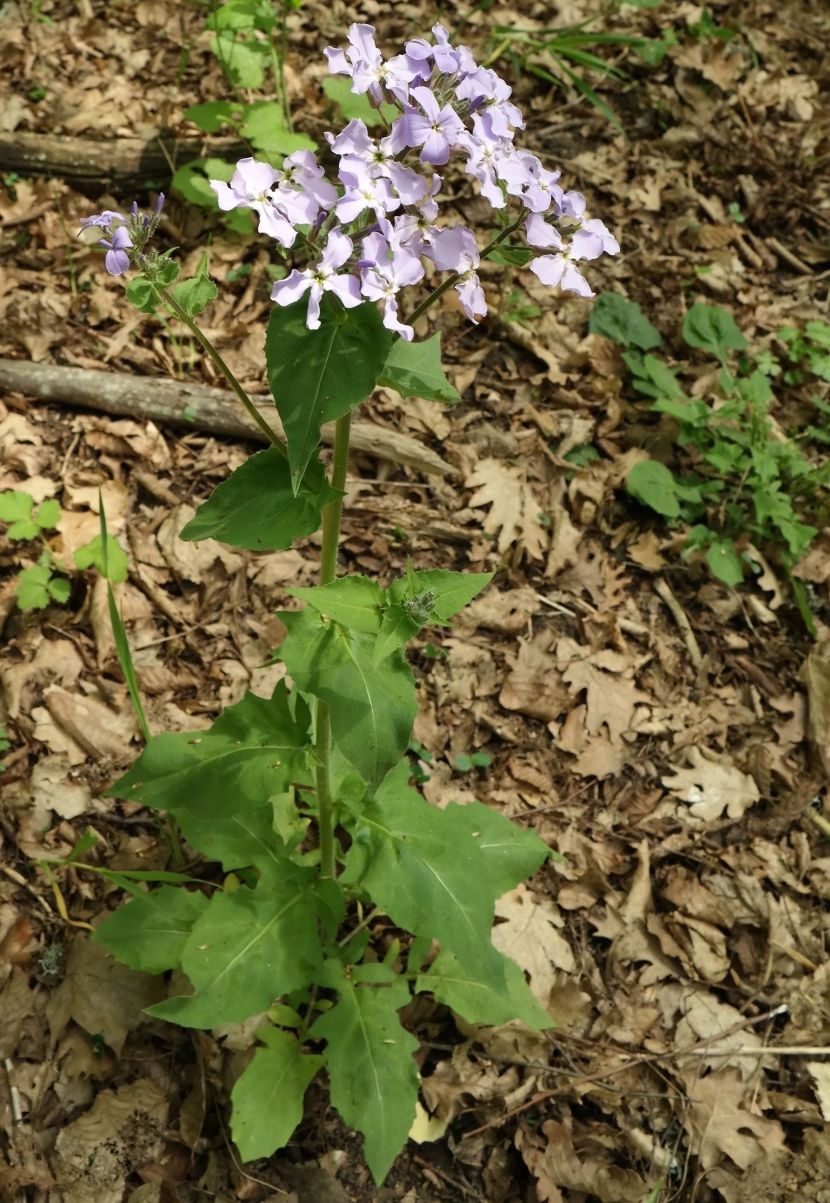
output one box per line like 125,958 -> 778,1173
1,0 -> 830,1200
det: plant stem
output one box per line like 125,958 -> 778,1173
404,214 -> 526,326
314,412 -> 352,878
157,285 -> 284,450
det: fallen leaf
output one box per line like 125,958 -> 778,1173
466,458 -> 548,560
492,884 -> 575,1005
662,747 -> 761,821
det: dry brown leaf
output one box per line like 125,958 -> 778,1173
517,1120 -> 647,1203
46,934 -> 166,1055
680,1067 -> 785,1170
806,1063 -> 830,1122
803,638 -> 830,776
492,884 -> 575,1005
499,632 -> 570,723
662,747 -> 761,821
44,687 -> 137,763
558,639 -> 651,744
466,458 -> 548,560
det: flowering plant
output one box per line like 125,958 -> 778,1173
78,22 -> 617,1182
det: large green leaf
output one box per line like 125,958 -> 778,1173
148,869 -> 321,1028
342,763 -> 504,983
107,683 -> 310,818
311,960 -> 419,1184
279,610 -> 416,788
378,333 -> 460,404
176,804 -> 285,881
589,292 -> 662,350
289,575 -> 383,633
232,1028 -> 322,1162
180,450 -> 338,550
448,801 -> 549,897
266,297 -> 391,491
94,885 -> 209,974
387,568 -> 493,623
682,303 -> 747,359
626,460 -> 681,519
417,948 -> 553,1029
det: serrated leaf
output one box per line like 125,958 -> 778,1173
342,763 -> 505,982
311,960 -> 419,1183
107,682 -> 310,818
0,490 -> 34,524
176,804 -> 285,880
47,576 -> 71,603
321,76 -> 397,127
265,297 -> 392,490
626,460 -> 681,519
180,450 -> 337,550
232,1029 -> 322,1161
16,563 -> 52,610
448,801 -> 549,896
35,498 -> 61,529
289,575 -> 383,634
74,534 -> 128,582
148,869 -> 321,1028
94,885 -> 209,974
279,610 -> 416,788
378,334 -> 460,404
682,303 -> 747,358
417,948 -> 553,1029
589,292 -> 662,350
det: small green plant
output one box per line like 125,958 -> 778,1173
777,320 -> 830,386
0,726 -> 10,773
592,296 -> 828,612
502,287 -> 542,328
0,491 -> 128,612
454,750 -> 493,772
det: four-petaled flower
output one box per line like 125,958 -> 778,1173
271,230 -> 362,329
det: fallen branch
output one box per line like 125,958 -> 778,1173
0,359 -> 451,477
0,132 -> 245,189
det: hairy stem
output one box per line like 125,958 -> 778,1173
314,412 -> 352,878
157,285 -> 284,449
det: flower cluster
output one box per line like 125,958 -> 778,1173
78,195 -> 165,276
214,23 -> 619,339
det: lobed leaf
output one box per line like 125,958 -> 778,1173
94,885 -> 209,974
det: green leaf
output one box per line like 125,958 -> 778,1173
682,304 -> 747,358
626,460 -> 681,519
265,297 -> 392,490
342,763 -> 505,982
589,293 -> 662,350
171,270 -> 218,319
417,948 -> 552,1029
625,353 -> 685,401
107,682 -> 310,818
705,539 -> 744,586
47,576 -> 71,603
16,563 -> 51,610
289,575 -> 384,634
34,498 -> 61,530
172,157 -> 235,209
74,534 -> 128,583
279,610 -> 416,788
126,276 -> 161,314
311,960 -> 419,1183
387,569 -> 492,624
448,801 -> 549,897
232,1029 -> 322,1161
184,100 -> 241,133
180,450 -> 337,551
378,334 -> 460,404
211,29 -> 269,88
0,490 -> 33,524
94,885 -> 209,974
321,76 -> 397,127
148,868 -> 322,1028
239,101 -> 316,156
176,804 -> 287,882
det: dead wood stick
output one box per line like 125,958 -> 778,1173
653,576 -> 704,670
0,359 -> 451,477
0,131 -> 246,189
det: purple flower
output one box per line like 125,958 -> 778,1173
361,254 -> 424,340
271,230 -> 362,330
570,218 -> 620,260
210,158 -> 299,247
397,85 -> 466,166
335,165 -> 400,224
427,226 -> 487,322
529,253 -> 593,298
325,23 -> 412,102
100,225 -> 133,275
456,68 -> 524,138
